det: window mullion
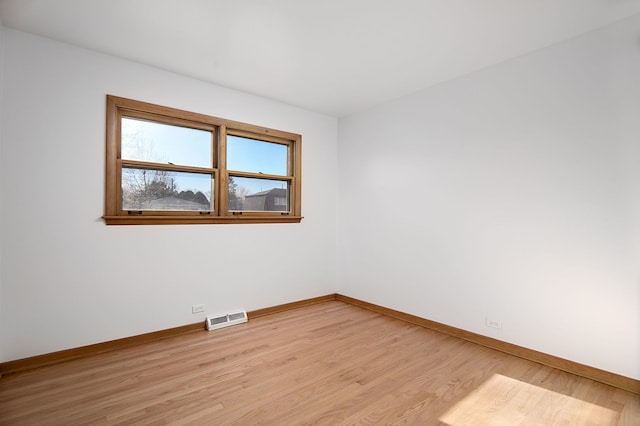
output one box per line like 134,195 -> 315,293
227,171 -> 292,181
120,160 -> 215,175
218,126 -> 228,216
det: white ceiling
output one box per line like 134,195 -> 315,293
1,1 -> 640,117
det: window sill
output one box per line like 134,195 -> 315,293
103,215 -> 303,225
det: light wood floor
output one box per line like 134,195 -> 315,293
1,301 -> 638,425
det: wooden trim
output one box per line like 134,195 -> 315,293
248,294 -> 338,319
335,294 -> 640,395
226,128 -> 293,146
121,160 -> 215,175
121,109 -> 218,133
102,215 -> 303,225
105,95 -> 302,225
104,96 -> 119,217
225,121 -> 300,142
228,170 -> 292,181
4,292 -> 636,395
0,322 -> 205,377
218,125 -> 228,215
0,295 -> 336,377
109,95 -> 226,127
292,134 -> 302,218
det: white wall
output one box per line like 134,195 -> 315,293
0,29 -> 338,362
2,14 -> 638,383
338,14 -> 640,380
0,20 -> 5,362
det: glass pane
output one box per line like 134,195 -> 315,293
122,168 -> 213,211
121,117 -> 212,168
229,176 -> 289,212
227,135 -> 287,176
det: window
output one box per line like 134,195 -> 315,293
104,95 -> 302,225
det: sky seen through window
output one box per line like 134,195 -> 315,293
121,118 -> 289,198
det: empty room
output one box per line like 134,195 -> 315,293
0,1 -> 639,424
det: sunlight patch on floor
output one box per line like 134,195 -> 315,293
439,374 -> 617,426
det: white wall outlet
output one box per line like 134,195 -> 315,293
486,317 -> 502,329
192,304 -> 205,314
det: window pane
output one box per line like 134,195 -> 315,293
229,176 -> 289,212
227,135 -> 287,175
121,117 -> 212,168
122,168 -> 213,211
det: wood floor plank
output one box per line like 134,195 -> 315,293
0,301 -> 638,425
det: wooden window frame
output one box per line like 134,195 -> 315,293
104,95 -> 302,225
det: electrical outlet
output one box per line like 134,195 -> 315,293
192,304 -> 205,314
486,318 -> 502,329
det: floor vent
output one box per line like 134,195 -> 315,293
206,310 -> 248,331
